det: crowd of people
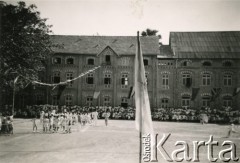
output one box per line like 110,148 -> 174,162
1,104 -> 240,123
1,104 -> 240,135
0,104 -> 239,136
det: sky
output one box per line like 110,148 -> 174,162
5,0 -> 240,44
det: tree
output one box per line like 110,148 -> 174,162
0,2 -> 57,110
141,28 -> 162,45
141,28 -> 160,37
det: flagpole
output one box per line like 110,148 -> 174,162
12,76 -> 19,117
137,31 -> 143,163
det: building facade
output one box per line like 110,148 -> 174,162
16,31 -> 240,110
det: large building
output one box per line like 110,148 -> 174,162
15,31 -> 240,110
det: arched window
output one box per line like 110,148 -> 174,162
182,73 -> 192,87
87,58 -> 95,65
181,95 -> 190,109
104,74 -> 111,88
162,74 -> 169,88
86,73 -> 94,84
53,57 -> 62,64
52,71 -> 60,83
223,74 -> 232,86
223,96 -> 232,107
223,61 -> 232,67
105,55 -> 111,65
202,73 -> 211,86
202,61 -> 212,66
202,96 -> 211,108
66,58 -> 74,64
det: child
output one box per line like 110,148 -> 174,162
66,116 -> 72,134
7,116 -> 13,135
102,110 -> 111,126
58,114 -> 64,131
32,116 -> 38,132
43,114 -> 49,133
92,110 -> 98,126
53,115 -> 59,132
49,114 -> 54,133
226,123 -> 238,138
40,111 -> 44,124
62,116 -> 67,133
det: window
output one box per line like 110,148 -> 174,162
53,57 -> 62,64
86,73 -> 94,84
35,95 -> 43,105
103,96 -> 111,106
52,95 -> 59,105
87,58 -> 95,65
65,95 -> 72,106
121,74 -> 128,88
121,97 -> 128,107
182,73 -> 192,87
52,72 -> 60,83
104,74 -> 111,87
181,61 -> 190,67
121,57 -> 130,66
223,74 -> 232,86
223,61 -> 232,67
143,59 -> 149,66
105,55 -> 111,65
66,58 -> 74,64
162,74 -> 169,88
182,95 -> 190,109
86,96 -> 93,106
202,96 -> 211,108
66,72 -> 73,87
202,73 -> 211,86
223,96 -> 232,107
161,98 -> 169,108
145,73 -> 149,85
202,61 -> 212,66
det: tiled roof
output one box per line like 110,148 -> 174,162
170,31 -> 240,58
51,35 -> 159,55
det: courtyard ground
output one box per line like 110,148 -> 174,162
0,119 -> 239,163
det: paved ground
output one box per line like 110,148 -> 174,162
0,119 -> 239,163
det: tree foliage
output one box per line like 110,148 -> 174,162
141,28 -> 160,37
141,28 -> 162,45
0,1 -> 56,88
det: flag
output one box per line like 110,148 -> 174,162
57,84 -> 66,100
211,88 -> 221,101
128,86 -> 135,99
233,87 -> 240,97
134,32 -> 153,136
191,88 -> 199,101
93,91 -> 100,99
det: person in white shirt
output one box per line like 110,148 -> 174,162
226,123 -> 238,138
92,110 -> 98,126
102,110 -> 111,126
